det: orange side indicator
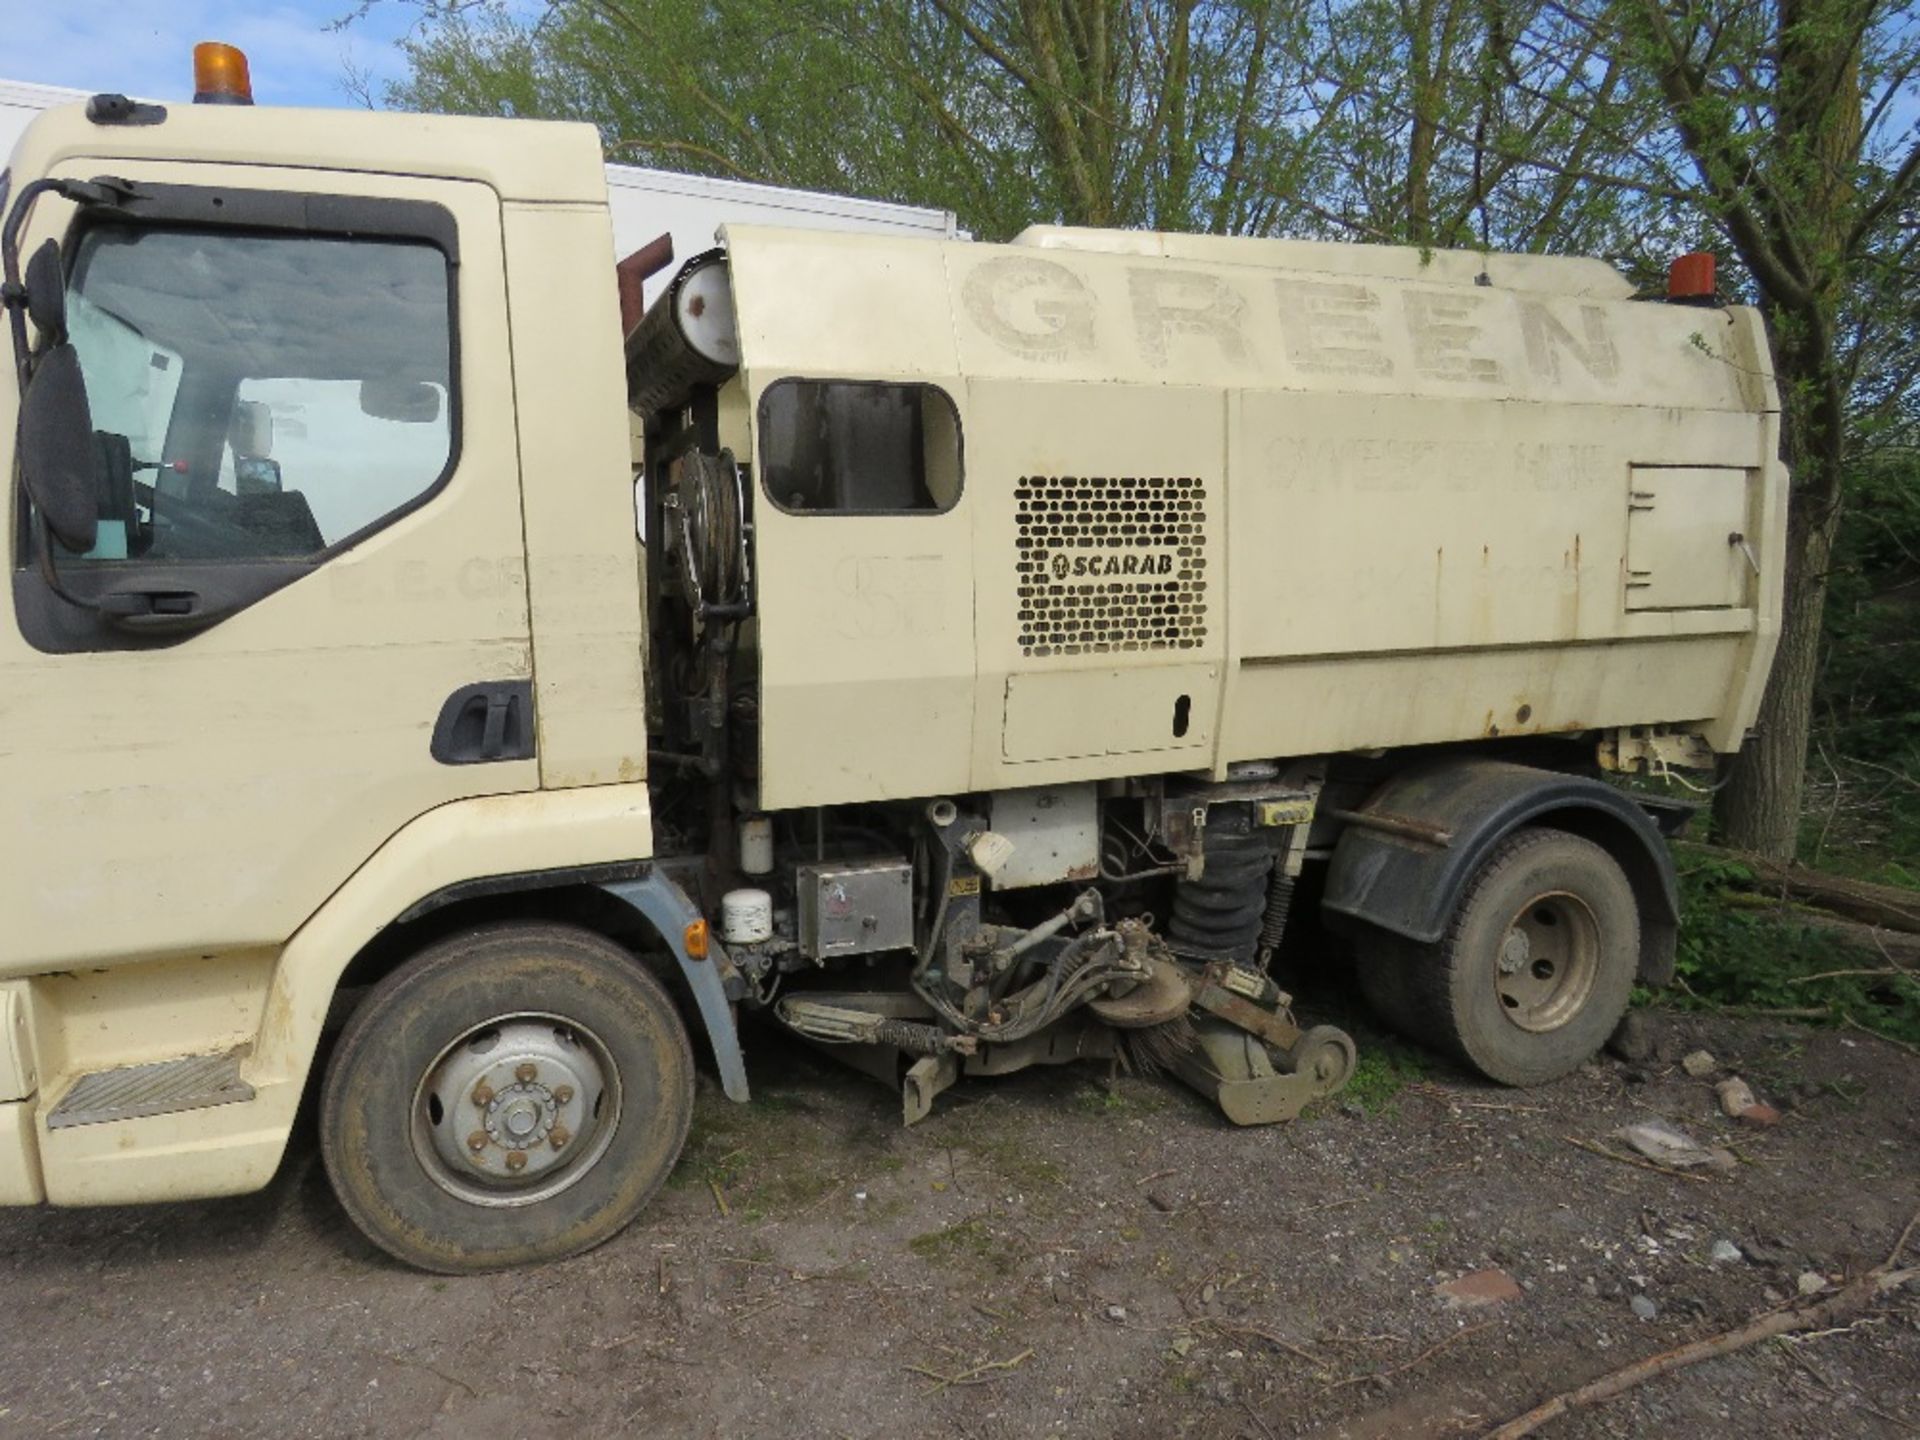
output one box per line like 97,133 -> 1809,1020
683,919 -> 710,961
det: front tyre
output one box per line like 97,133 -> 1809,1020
320,922 -> 694,1273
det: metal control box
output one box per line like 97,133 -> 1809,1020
796,860 -> 914,960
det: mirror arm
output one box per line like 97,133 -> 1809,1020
1,175 -> 139,388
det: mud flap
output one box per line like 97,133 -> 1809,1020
601,875 -> 751,1103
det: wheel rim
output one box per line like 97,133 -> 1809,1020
411,1013 -> 622,1208
1492,891 -> 1601,1034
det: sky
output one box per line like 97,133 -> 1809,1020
6,1 -> 420,108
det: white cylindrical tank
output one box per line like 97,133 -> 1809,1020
739,815 -> 774,875
719,888 -> 774,945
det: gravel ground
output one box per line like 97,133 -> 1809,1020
1,1003 -> 1915,1440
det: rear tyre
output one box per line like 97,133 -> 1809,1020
1357,828 -> 1638,1086
320,922 -> 694,1273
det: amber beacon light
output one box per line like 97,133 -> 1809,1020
193,42 -> 255,105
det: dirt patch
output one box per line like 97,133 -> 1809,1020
0,1005 -> 1915,1439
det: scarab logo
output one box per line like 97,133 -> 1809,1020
1043,550 -> 1178,579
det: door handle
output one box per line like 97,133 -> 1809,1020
98,589 -> 201,627
431,681 -> 536,765
97,591 -> 198,622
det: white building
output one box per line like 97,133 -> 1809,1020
2,78 -> 959,299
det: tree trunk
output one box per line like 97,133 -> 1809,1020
1704,0 -> 1864,864
1712,490 -> 1838,858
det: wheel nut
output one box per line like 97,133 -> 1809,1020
515,1063 -> 538,1083
553,1085 -> 575,1106
472,1083 -> 494,1107
506,1150 -> 528,1172
549,1124 -> 571,1150
466,1130 -> 488,1153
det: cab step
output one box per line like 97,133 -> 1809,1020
45,1049 -> 254,1129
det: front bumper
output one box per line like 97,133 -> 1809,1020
0,1102 -> 45,1204
0,984 -> 44,1203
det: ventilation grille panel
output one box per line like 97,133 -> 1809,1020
1014,474 -> 1209,658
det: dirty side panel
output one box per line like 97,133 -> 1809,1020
1222,391 -> 1773,759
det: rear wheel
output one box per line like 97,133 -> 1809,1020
321,922 -> 694,1273
1355,828 -> 1638,1086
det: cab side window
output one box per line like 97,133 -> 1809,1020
759,379 -> 962,514
62,225 -> 453,563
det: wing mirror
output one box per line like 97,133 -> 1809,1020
22,240 -> 66,341
18,344 -> 102,554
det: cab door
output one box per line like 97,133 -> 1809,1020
0,162 -> 533,973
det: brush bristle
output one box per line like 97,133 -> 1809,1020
1120,1015 -> 1198,1077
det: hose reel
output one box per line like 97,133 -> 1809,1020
662,446 -> 750,631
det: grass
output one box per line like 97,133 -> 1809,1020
1337,1041 -> 1430,1115
907,1215 -> 1017,1274
669,1085 -> 890,1221
1653,844 -> 1920,1049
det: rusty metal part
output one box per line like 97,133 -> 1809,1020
1167,1020 -> 1317,1125
1168,1017 -> 1357,1125
1191,983 -> 1303,1052
514,1062 -> 538,1083
1088,957 -> 1193,1028
506,1150 -> 528,1173
1330,807 -> 1456,848
615,231 -> 675,338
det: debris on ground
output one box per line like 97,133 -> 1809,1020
1,1011 -> 1913,1439
1436,1268 -> 1523,1309
1715,1076 -> 1783,1127
1715,1077 -> 1757,1116
1681,1049 -> 1720,1078
1629,1294 -> 1658,1321
1611,1119 -> 1738,1173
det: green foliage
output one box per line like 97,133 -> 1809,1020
1337,1041 -> 1428,1114
1812,449 -> 1920,869
1667,853 -> 1920,1048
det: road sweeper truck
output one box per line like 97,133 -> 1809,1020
0,44 -> 1783,1271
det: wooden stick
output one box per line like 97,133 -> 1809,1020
1686,844 -> 1920,933
905,1348 -> 1035,1393
1841,1014 -> 1920,1059
1321,1321 -> 1492,1395
1481,1208 -> 1920,1439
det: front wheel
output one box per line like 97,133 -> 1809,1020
1356,827 -> 1638,1087
320,922 -> 694,1273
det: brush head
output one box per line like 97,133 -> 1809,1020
1119,1014 -> 1198,1076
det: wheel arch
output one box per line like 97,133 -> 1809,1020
332,867 -> 751,1104
1322,758 -> 1679,985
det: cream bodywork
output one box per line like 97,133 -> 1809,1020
0,107 -> 649,1202
725,225 -> 1784,810
0,101 -> 1786,1212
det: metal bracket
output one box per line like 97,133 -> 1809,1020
601,874 -> 751,1103
1598,726 -> 1717,775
